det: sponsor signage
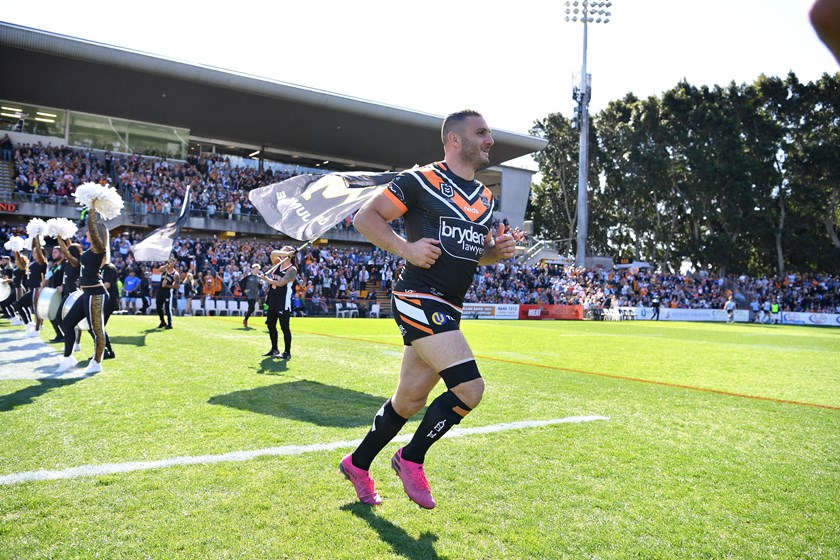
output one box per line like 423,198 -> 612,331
640,307 -> 750,322
781,312 -> 840,327
462,303 -> 519,320
438,217 -> 488,262
518,305 -> 583,321
0,202 -> 19,213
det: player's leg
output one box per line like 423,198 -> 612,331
392,330 -> 484,509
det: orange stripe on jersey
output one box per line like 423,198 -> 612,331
400,314 -> 434,335
382,188 -> 408,215
419,167 -> 446,192
450,188 -> 492,222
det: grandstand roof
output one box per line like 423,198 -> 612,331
0,22 -> 548,170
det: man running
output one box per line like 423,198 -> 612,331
339,110 -> 519,509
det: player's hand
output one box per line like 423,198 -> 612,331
491,224 -> 517,260
404,238 -> 441,268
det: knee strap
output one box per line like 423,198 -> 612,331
439,360 -> 481,390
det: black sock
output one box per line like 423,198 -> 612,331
352,400 -> 407,470
401,391 -> 471,464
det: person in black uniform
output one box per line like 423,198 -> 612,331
259,246 -> 297,358
241,263 -> 262,328
44,245 -> 66,342
0,253 -> 17,319
650,293 -> 661,321
156,257 -> 181,329
96,261 -> 119,359
7,252 -> 26,325
56,235 -> 83,353
57,202 -> 112,374
339,110 -> 519,509
14,239 -> 46,337
138,267 -> 151,315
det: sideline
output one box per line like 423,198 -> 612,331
0,416 -> 608,485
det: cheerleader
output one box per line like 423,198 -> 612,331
13,221 -> 47,337
56,183 -> 123,374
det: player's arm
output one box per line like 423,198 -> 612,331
56,237 -> 79,268
87,207 -> 106,254
353,192 -> 440,269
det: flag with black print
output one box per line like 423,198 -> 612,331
132,187 -> 192,262
248,171 -> 398,241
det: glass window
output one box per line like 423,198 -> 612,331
0,100 -> 66,137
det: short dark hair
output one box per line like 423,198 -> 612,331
441,109 -> 483,145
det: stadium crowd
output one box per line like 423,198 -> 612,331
3,142 -> 839,317
2,221 -> 838,317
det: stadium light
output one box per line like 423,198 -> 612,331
565,0 -> 612,269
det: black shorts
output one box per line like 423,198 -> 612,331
391,291 -> 462,345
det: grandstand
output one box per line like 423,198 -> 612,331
0,21 -> 546,245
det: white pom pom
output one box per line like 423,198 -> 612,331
46,217 -> 79,239
24,237 -> 33,251
73,182 -> 124,220
4,236 -> 26,253
26,218 -> 48,238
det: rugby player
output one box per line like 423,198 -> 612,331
339,109 -> 519,509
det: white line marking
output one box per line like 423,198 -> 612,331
0,416 -> 608,486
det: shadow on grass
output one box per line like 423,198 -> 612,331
108,335 -> 149,347
208,380 -> 385,428
0,378 -> 86,412
255,357 -> 290,375
340,503 -> 446,560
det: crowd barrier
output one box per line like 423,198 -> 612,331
460,303 -> 838,327
118,297 -> 839,327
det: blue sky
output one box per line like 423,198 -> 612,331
5,0 -> 836,149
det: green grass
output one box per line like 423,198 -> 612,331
1,316 -> 838,559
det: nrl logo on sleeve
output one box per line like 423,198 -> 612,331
438,217 -> 488,262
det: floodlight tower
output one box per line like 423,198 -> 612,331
565,0 -> 612,269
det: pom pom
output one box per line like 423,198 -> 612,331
73,182 -> 124,220
26,218 -> 48,238
46,217 -> 79,239
4,236 -> 25,253
24,237 -> 33,251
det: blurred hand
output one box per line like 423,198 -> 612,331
404,238 -> 441,268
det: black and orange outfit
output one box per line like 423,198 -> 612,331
383,161 -> 495,343
61,215 -> 108,363
349,160 -> 497,475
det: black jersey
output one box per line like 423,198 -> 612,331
266,274 -> 294,312
160,269 -> 177,293
79,249 -> 104,286
12,267 -> 25,288
383,161 -> 494,307
102,263 -> 120,312
48,262 -> 64,289
63,260 -> 80,292
24,261 -> 46,289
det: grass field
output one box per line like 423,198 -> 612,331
1,315 -> 838,559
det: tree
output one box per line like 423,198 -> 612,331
528,113 -> 583,251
